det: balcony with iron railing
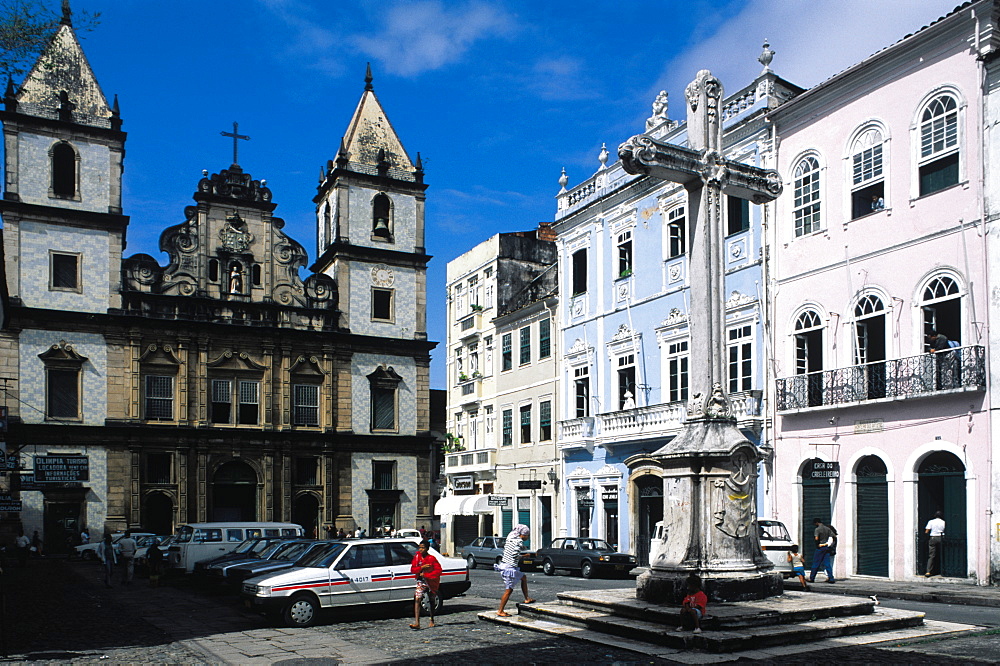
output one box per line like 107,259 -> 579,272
775,346 -> 986,413
445,447 -> 496,475
557,390 -> 763,451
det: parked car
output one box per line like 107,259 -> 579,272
536,537 -> 637,579
227,540 -> 325,583
758,520 -> 795,577
392,528 -> 422,539
194,536 -> 297,575
74,532 -> 155,561
461,535 -> 537,570
242,538 -> 471,628
209,539 -> 313,581
135,535 -> 173,570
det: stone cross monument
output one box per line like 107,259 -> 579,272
618,70 -> 784,603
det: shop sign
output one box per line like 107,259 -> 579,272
18,473 -> 41,491
602,490 -> 618,502
518,480 -> 542,490
34,455 -> 89,482
808,461 -> 840,479
453,475 -> 474,491
0,494 -> 22,512
578,498 -> 595,507
0,453 -> 18,471
488,496 -> 509,506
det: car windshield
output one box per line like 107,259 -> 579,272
175,526 -> 194,543
759,522 -> 791,541
579,540 -> 613,551
249,539 -> 278,555
297,542 -> 347,568
276,542 -> 313,561
233,539 -> 260,554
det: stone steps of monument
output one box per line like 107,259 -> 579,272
481,602 -> 927,653
552,588 -> 877,629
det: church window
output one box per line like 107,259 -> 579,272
667,207 -> 686,258
727,324 -> 753,393
919,94 -> 959,196
539,318 -> 551,359
666,339 -> 689,402
210,378 -> 260,425
209,259 -> 220,282
51,141 -> 77,198
144,375 -> 174,421
539,400 -> 552,441
372,288 -> 393,321
293,384 -> 320,426
368,365 -> 401,432
50,251 -> 80,292
39,341 -> 87,420
372,193 -> 393,240
850,127 -> 886,219
519,326 -> 531,365
727,196 -> 751,235
373,461 -> 395,490
501,333 -> 512,371
793,157 -> 821,237
296,457 -> 319,485
502,408 -> 513,446
572,249 -> 588,295
520,404 -> 532,444
617,230 -> 632,277
252,264 -> 262,286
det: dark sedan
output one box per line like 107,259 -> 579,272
208,538 -> 313,581
226,540 -> 328,583
536,537 -> 637,578
194,536 -> 296,575
460,535 -> 537,570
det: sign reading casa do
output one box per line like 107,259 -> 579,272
34,455 -> 89,483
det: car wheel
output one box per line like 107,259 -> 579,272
542,559 -> 555,576
81,550 -> 96,562
581,561 -> 594,579
467,554 -> 477,570
283,593 -> 319,628
421,592 -> 443,614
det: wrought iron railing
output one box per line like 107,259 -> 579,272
776,346 -> 985,411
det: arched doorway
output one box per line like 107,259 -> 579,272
634,475 -> 663,567
211,460 -> 258,521
800,458 -> 832,565
917,451 -> 966,577
855,455 -> 888,576
293,494 -> 320,538
143,491 -> 174,536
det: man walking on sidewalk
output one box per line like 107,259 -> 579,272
924,511 -> 946,577
808,518 -> 836,584
118,530 -> 138,586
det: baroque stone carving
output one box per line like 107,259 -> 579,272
219,212 -> 254,253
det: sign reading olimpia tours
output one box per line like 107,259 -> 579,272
34,455 -> 89,482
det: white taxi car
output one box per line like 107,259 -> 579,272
242,538 -> 471,627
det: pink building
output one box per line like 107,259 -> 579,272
767,2 -> 995,583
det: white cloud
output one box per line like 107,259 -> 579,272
350,1 -> 518,76
651,0 -> 958,116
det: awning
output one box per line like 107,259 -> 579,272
434,494 -> 505,516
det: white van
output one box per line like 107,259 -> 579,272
167,522 -> 304,572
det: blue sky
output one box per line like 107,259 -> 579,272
65,0 -> 956,388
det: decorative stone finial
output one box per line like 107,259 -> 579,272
758,40 -> 774,74
202,169 -> 208,177
61,0 -> 72,26
4,77 -> 17,112
365,63 -> 373,91
598,143 -> 609,170
558,167 -> 568,193
646,90 -> 669,131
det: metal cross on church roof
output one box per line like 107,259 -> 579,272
220,121 -> 250,166
619,69 -> 783,415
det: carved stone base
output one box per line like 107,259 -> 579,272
636,568 -> 783,604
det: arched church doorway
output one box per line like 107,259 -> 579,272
917,451 -> 966,577
634,475 -> 662,567
293,494 -> 320,538
855,455 -> 888,576
800,458 -> 832,565
143,491 -> 174,536
211,460 -> 258,522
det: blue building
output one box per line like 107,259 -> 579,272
551,64 -> 802,563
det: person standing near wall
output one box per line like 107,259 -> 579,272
97,534 -> 117,588
118,531 -> 138,587
924,511 -> 946,577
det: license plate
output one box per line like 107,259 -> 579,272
244,599 -> 253,609
522,560 -> 533,566
615,564 -> 628,570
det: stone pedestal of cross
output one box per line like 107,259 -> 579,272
619,70 -> 784,603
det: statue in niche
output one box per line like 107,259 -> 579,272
229,263 -> 243,294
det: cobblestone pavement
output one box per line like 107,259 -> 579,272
0,557 -> 996,664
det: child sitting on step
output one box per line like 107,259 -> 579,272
677,574 -> 707,634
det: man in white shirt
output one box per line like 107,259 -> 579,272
924,511 -> 946,577
118,530 -> 138,586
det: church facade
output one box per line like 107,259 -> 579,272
1,17 -> 436,551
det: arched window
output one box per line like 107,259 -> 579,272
921,274 -> 962,347
251,264 -> 262,286
51,142 -> 76,198
372,193 -> 392,240
793,157 -> 821,237
209,259 -> 220,282
794,309 -> 824,406
919,94 -> 959,196
854,294 -> 887,399
850,127 -> 885,218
